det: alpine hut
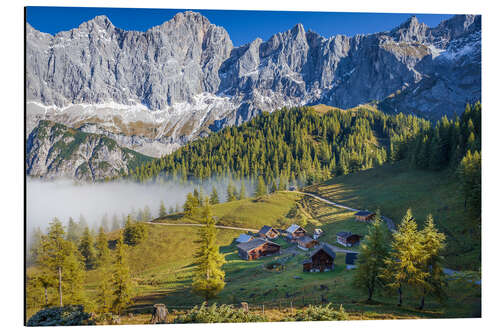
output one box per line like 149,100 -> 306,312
354,210 -> 375,222
303,243 -> 337,272
258,225 -> 279,239
285,224 -> 307,241
237,238 -> 281,260
336,232 -> 362,247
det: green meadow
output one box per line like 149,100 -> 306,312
88,173 -> 480,322
305,161 -> 480,271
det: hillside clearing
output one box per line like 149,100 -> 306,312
304,161 -> 480,270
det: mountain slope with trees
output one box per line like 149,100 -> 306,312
26,120 -> 153,181
130,105 -> 430,184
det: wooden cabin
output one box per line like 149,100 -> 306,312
303,244 -> 336,272
345,252 -> 359,270
297,235 -> 319,250
258,225 -> 279,239
237,238 -> 281,260
354,210 -> 375,222
285,224 -> 307,241
336,232 -> 362,247
313,228 -> 323,240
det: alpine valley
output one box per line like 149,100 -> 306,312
26,11 -> 481,180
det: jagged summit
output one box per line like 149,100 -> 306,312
26,12 -> 481,168
75,15 -> 115,32
291,23 -> 306,34
173,10 -> 210,22
398,15 -> 420,28
389,15 -> 429,42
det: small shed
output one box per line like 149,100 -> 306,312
313,228 -> 323,240
258,225 -> 279,239
297,235 -> 318,250
235,234 -> 254,243
303,244 -> 336,272
354,210 -> 375,222
237,238 -> 281,260
336,232 -> 362,247
286,224 -> 307,240
345,252 -> 359,270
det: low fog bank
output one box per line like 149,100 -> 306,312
26,177 -> 256,237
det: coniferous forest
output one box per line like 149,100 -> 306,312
24,9 -> 484,327
129,105 -> 430,184
26,102 -> 481,325
128,103 -> 481,222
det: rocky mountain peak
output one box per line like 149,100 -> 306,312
390,15 -> 429,42
433,14 -> 480,40
76,14 -> 115,33
291,23 -> 306,37
161,10 -> 212,31
26,12 -> 481,166
173,10 -> 210,23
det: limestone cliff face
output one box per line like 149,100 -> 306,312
26,12 -> 481,171
217,14 -> 480,121
26,12 -> 233,109
26,120 -> 151,181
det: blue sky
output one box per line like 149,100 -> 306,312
26,7 -> 454,46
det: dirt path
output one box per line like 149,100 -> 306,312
142,221 -> 258,233
291,191 -> 479,282
288,190 -> 397,232
293,191 -> 360,212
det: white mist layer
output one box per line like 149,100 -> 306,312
26,178 -> 254,235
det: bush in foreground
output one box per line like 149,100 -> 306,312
292,304 -> 349,321
27,305 -> 95,326
174,303 -> 266,323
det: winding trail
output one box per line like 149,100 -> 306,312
295,191 -> 360,212
291,190 -> 479,283
290,190 -> 398,231
143,191 -> 478,283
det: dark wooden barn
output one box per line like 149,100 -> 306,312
336,231 -> 362,247
354,210 -> 375,222
303,244 -> 337,272
258,225 -> 279,239
237,238 -> 281,260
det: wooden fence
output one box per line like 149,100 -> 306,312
141,295 -> 334,314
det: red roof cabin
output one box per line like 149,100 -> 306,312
237,238 -> 281,260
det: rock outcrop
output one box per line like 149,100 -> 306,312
26,11 -> 481,175
26,120 -> 152,181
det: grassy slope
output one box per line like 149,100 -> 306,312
154,192 -> 304,230
304,161 -> 480,271
89,181 -> 479,322
29,163 -> 480,322
309,103 -> 379,115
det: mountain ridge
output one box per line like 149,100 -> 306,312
26,120 -> 153,181
26,11 -> 481,167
